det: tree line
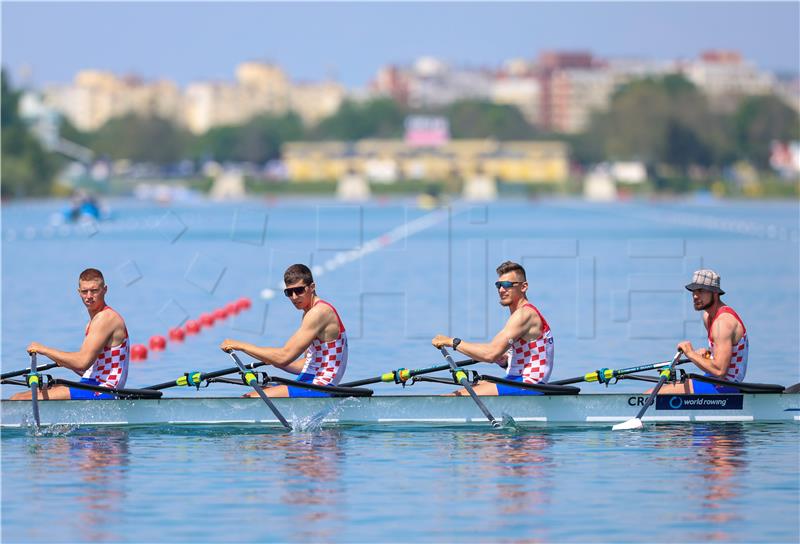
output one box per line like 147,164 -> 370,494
2,68 -> 798,197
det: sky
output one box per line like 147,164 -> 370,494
2,2 -> 798,89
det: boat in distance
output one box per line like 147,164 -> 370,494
2,392 -> 798,428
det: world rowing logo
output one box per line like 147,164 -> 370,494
655,395 -> 743,410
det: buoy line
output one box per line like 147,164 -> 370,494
260,204 -> 463,300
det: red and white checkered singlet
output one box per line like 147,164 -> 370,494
505,303 -> 554,384
82,306 -> 129,388
708,306 -> 748,382
300,300 -> 348,386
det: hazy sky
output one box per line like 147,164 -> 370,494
2,2 -> 798,88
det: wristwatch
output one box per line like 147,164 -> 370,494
452,338 -> 462,352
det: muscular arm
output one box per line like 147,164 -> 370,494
433,309 -> 536,365
28,313 -> 117,374
678,314 -> 738,378
221,306 -> 327,374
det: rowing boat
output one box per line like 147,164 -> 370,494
2,392 -> 798,427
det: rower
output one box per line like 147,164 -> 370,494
220,264 -> 348,398
431,260 -> 554,396
11,268 -> 130,400
655,269 -> 748,395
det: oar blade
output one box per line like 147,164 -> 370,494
612,417 -> 643,431
499,413 -> 518,430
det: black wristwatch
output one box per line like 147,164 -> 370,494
452,338 -> 462,352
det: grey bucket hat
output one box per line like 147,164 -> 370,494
685,269 -> 725,295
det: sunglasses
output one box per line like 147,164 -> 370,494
495,280 -> 522,290
283,285 -> 308,297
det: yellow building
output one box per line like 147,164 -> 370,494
283,139 -> 569,183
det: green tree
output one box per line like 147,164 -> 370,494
443,100 -> 537,140
1,68 -> 60,197
585,75 -> 727,172
733,95 -> 800,169
313,98 -> 405,140
90,114 -> 189,164
193,112 -> 304,163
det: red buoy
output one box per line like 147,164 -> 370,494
225,302 -> 238,316
169,327 -> 185,342
185,320 -> 201,334
199,313 -> 215,328
131,344 -> 148,361
236,297 -> 252,311
149,335 -> 167,351
213,308 -> 227,321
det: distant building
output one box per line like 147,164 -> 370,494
39,50 -> 790,139
43,61 -> 344,135
290,80 -> 346,126
183,81 -> 243,134
491,74 -> 541,125
550,69 -> 616,133
236,61 -> 290,117
371,57 -> 494,109
682,50 -> 775,111
44,70 -> 181,131
283,139 -> 569,184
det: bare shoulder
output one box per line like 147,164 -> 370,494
715,311 -> 740,332
304,302 -> 337,326
505,304 -> 539,332
92,308 -> 124,330
516,303 -> 541,324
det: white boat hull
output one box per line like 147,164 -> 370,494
2,393 -> 799,428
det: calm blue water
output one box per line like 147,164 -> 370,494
2,197 -> 799,542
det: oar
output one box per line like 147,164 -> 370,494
226,351 -> 291,430
27,352 -> 41,428
2,362 -> 58,381
340,359 -> 479,388
612,350 -> 683,431
550,358 -> 689,386
439,347 -> 502,428
145,360 -> 268,390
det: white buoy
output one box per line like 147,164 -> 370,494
260,288 -> 275,300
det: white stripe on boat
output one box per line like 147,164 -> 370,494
694,415 -> 754,422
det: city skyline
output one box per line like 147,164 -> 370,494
2,2 -> 799,88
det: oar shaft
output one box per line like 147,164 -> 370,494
29,353 -> 41,428
634,351 -> 683,420
340,359 -> 478,387
550,359 -> 686,386
439,347 -> 499,428
2,362 -> 58,381
227,352 -> 291,430
146,360 -> 268,390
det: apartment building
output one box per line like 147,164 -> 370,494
682,50 -> 775,111
45,70 -> 182,131
43,62 -> 345,134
